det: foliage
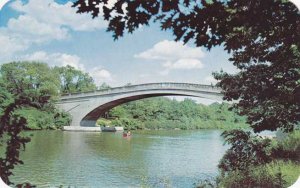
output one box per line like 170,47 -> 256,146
14,107 -> 55,130
0,82 -> 41,185
0,62 -> 73,131
111,117 -> 140,130
14,107 -> 71,130
102,97 -> 247,130
219,129 -> 273,173
53,110 -> 72,129
96,118 -> 112,127
73,0 -> 300,133
218,165 -> 285,188
271,130 -> 300,162
54,65 -> 97,94
1,61 -> 60,99
265,160 -> 300,187
217,160 -> 300,188
216,130 -> 300,187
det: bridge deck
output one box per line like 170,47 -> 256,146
60,82 -> 221,100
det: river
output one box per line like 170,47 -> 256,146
11,130 -> 227,187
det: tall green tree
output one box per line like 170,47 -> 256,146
54,65 -> 97,93
0,62 -> 71,185
73,0 -> 300,132
1,61 -> 60,99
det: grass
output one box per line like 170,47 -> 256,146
265,160 -> 300,186
216,160 -> 300,188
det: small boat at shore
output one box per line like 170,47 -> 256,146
101,126 -> 124,132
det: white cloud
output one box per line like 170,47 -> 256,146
0,34 -> 27,57
135,40 -> 205,75
8,15 -> 69,42
90,67 -> 113,84
135,40 -> 204,60
0,0 -> 107,58
24,51 -> 85,71
163,59 -> 203,70
22,51 -> 113,85
10,0 -> 106,31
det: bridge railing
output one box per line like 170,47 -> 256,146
60,82 -> 221,98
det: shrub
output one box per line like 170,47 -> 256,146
15,107 -> 55,130
218,160 -> 300,188
216,130 -> 300,188
111,118 -> 139,130
96,118 -> 112,127
219,130 -> 273,173
272,131 -> 300,162
54,111 -> 71,128
218,167 -> 282,188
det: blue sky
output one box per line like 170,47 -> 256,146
0,0 -> 241,104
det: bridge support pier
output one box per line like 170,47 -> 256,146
63,126 -> 101,132
80,120 -> 97,127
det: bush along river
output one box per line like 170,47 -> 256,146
11,129 -> 228,187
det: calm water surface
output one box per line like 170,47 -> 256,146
11,130 -> 227,187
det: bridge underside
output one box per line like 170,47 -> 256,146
81,93 -> 194,126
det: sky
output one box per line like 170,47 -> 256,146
0,0 -> 253,104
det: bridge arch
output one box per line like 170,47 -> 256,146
56,83 -> 222,127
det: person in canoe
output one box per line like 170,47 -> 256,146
123,130 -> 131,137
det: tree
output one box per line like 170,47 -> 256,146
0,62 -> 72,129
0,62 -> 71,185
73,0 -> 300,132
1,61 -> 60,99
54,65 -> 97,94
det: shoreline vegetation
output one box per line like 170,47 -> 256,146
197,130 -> 300,188
96,97 -> 249,131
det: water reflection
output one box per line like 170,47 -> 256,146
11,130 -> 227,187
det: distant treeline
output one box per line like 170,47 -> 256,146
97,97 -> 248,130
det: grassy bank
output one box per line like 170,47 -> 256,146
216,160 -> 300,188
197,130 -> 300,188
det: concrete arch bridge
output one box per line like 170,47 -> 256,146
56,83 -> 222,131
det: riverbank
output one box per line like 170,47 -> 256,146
97,98 -> 249,131
96,117 -> 248,131
196,130 -> 300,188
